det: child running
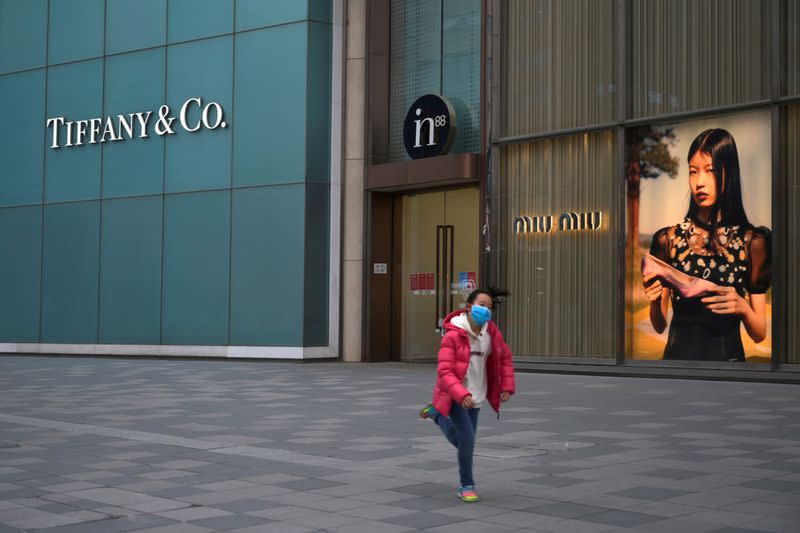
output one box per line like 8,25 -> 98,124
419,287 -> 515,502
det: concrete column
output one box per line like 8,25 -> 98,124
341,0 -> 366,362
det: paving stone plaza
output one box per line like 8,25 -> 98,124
0,356 -> 798,532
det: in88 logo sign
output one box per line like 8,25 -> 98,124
403,95 -> 457,160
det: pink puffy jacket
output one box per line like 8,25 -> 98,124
431,310 -> 516,417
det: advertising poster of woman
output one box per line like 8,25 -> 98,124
626,110 -> 772,363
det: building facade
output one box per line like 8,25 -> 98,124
361,0 -> 800,378
1,0 -> 798,378
0,0 -> 342,358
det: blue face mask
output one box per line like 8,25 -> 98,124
470,304 -> 492,326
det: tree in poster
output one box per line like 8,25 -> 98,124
625,126 -> 680,257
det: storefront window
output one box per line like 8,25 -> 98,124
498,131 -> 618,359
625,110 -> 773,363
495,0 -> 792,371
787,105 -> 800,364
388,0 -> 480,161
503,0 -> 617,136
631,0 -> 770,118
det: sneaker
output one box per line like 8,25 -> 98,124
457,485 -> 479,503
418,403 -> 437,420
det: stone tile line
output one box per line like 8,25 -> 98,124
0,414 -> 220,450
0,413 -> 361,469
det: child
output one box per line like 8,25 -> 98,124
419,287 -> 515,502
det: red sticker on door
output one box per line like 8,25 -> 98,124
411,274 -> 419,291
426,273 -> 435,292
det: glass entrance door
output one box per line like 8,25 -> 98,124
401,187 -> 479,360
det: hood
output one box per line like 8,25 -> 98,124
450,312 -> 473,334
442,309 -> 468,334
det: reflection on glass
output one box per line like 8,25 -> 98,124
389,0 -> 480,161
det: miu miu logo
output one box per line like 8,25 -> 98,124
513,211 -> 603,236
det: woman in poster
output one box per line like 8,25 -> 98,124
642,128 -> 771,361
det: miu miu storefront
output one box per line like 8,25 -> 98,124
362,0 -> 800,380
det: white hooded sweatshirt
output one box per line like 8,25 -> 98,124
450,312 -> 492,407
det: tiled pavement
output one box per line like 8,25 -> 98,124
0,356 -> 798,533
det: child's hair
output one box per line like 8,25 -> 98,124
467,286 -> 510,305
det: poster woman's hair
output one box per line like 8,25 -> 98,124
685,129 -> 750,238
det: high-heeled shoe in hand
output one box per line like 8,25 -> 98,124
641,254 -> 719,299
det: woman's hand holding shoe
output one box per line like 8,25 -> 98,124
642,273 -> 664,302
702,286 -> 748,316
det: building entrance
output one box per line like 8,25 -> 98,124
400,187 -> 479,360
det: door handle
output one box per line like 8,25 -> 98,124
435,225 -> 455,335
447,224 -> 454,313
435,225 -> 443,333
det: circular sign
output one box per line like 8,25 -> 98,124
403,94 -> 457,159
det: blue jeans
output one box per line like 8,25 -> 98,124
434,401 -> 480,487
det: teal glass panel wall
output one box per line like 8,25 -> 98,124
0,70 -> 45,207
233,23 -> 308,187
307,22 -> 332,182
309,0 -> 333,22
41,201 -> 100,343
168,0 -> 233,44
230,185 -> 305,346
103,48 -> 166,198
106,0 -> 167,55
236,0 -> 305,31
99,196 -> 163,344
45,59 -> 104,203
0,206 -> 42,342
48,0 -> 105,65
165,36 -> 232,193
304,183 -> 330,346
0,0 -> 333,349
0,0 -> 47,75
162,191 -> 230,345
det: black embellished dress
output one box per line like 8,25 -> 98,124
649,217 -> 771,362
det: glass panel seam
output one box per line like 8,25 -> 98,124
159,0 -> 169,345
236,18 -> 331,36
32,19 -> 331,73
38,0 -> 52,343
227,0 -> 237,346
96,0 -> 108,343
0,66 -> 49,79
